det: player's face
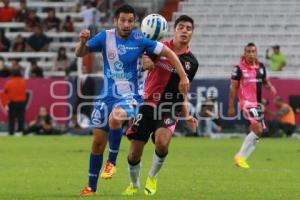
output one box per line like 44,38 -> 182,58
244,46 -> 257,63
273,48 -> 280,54
174,21 -> 193,45
114,13 -> 135,38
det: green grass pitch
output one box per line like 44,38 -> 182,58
0,136 -> 300,200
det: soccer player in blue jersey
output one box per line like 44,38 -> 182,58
75,4 -> 190,197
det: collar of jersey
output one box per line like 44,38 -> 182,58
165,39 -> 190,56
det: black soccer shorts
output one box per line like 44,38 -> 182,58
126,104 -> 177,143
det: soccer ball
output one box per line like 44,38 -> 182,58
141,14 -> 168,40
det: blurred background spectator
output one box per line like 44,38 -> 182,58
43,8 -> 61,32
0,0 -> 17,22
12,34 -> 26,52
26,25 -> 50,52
0,57 -> 10,77
79,1 -> 105,35
264,96 -> 296,137
25,9 -> 41,31
0,29 -> 11,52
10,59 -> 24,74
265,45 -> 287,71
15,0 -> 29,22
1,69 -> 27,135
28,60 -> 44,78
61,15 -> 74,32
197,97 -> 222,138
55,46 -> 70,71
24,106 -> 57,135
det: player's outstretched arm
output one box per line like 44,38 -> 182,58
228,81 -> 238,117
75,29 -> 91,57
264,80 -> 277,96
159,45 -> 190,95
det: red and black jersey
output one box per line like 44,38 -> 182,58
143,40 -> 199,112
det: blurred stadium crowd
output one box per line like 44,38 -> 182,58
0,0 -> 299,137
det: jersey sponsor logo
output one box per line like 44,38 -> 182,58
185,61 -> 191,70
244,78 -> 263,83
243,72 -> 250,78
164,117 -> 174,125
114,61 -> 123,71
126,46 -> 140,50
118,44 -> 126,55
108,51 -> 116,60
107,71 -> 133,79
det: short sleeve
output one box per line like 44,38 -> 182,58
141,36 -> 164,55
231,65 -> 242,81
86,31 -> 105,52
261,64 -> 267,83
187,53 -> 199,81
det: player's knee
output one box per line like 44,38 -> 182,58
91,139 -> 106,154
128,151 -> 141,163
155,140 -> 169,154
251,123 -> 263,136
109,108 -> 127,128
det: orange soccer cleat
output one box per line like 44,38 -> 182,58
100,162 -> 117,179
79,186 -> 96,197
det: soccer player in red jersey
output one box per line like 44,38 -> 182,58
122,15 -> 198,196
228,43 -> 277,169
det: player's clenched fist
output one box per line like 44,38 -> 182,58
179,76 -> 190,95
79,29 -> 91,44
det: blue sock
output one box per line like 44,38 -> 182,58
108,128 -> 123,165
88,153 -> 103,192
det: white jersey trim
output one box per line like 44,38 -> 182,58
105,29 -> 132,96
153,41 -> 164,55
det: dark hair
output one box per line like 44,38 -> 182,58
0,28 -> 4,36
30,59 -> 37,65
57,47 -> 67,60
244,42 -> 256,51
114,4 -> 136,18
0,56 -> 4,62
174,15 -> 194,29
273,45 -> 280,50
48,8 -> 55,13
